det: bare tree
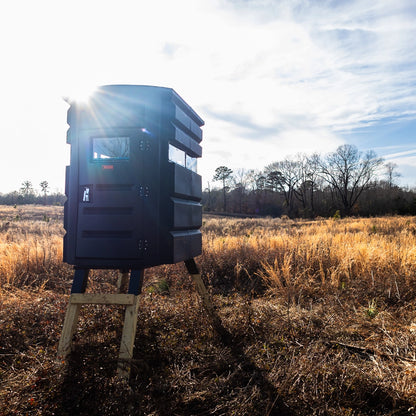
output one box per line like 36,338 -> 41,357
265,159 -> 301,217
19,180 -> 35,204
40,181 -> 49,205
384,162 -> 401,188
292,153 -> 322,217
254,173 -> 267,191
204,181 -> 213,211
232,168 -> 251,213
20,180 -> 34,196
319,144 -> 384,215
213,166 -> 233,212
250,170 -> 267,215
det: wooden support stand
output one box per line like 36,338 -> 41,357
58,260 -> 227,380
57,269 -> 144,379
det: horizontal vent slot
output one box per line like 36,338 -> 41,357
96,184 -> 133,191
82,230 -> 133,239
83,207 -> 133,215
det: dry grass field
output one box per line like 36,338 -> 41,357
2,205 -> 416,415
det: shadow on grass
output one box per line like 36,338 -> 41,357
54,325 -> 294,416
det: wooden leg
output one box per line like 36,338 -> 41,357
190,273 -> 228,338
190,274 -> 217,322
117,270 -> 129,294
57,298 -> 81,359
185,259 -> 231,343
117,295 -> 140,379
185,258 -> 218,321
58,268 -> 89,359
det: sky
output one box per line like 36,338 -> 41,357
0,0 -> 415,194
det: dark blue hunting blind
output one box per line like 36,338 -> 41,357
64,85 -> 204,269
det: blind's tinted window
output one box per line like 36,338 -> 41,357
92,137 -> 130,160
169,144 -> 185,167
169,144 -> 198,172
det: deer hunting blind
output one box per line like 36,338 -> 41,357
58,85 -> 224,379
64,84 -> 203,269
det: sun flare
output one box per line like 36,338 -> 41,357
65,84 -> 97,104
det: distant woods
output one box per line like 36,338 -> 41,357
0,180 -> 65,205
1,144 -> 415,218
206,144 -> 416,218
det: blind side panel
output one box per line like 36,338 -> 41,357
173,106 -> 203,143
170,230 -> 202,263
170,198 -> 202,230
170,163 -> 202,201
168,125 -> 202,158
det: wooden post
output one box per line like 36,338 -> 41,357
57,300 -> 81,359
117,269 -> 144,378
184,259 -> 230,343
57,269 -> 90,359
117,295 -> 140,378
117,270 -> 129,294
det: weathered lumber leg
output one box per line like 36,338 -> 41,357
117,269 -> 144,379
117,270 -> 129,294
184,259 -> 230,343
57,269 -> 90,359
57,301 -> 81,359
117,295 -> 140,379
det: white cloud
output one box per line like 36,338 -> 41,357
385,149 -> 416,160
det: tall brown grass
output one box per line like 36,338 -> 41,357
0,205 -> 72,289
202,215 -> 416,302
2,206 -> 416,302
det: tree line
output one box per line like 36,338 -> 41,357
2,144 -> 415,218
204,144 -> 416,218
0,180 -> 66,205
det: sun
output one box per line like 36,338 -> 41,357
64,84 -> 97,104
